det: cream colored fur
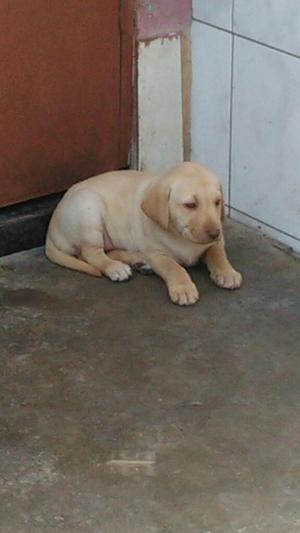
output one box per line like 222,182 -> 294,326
46,162 -> 242,305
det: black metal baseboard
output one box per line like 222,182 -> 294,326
0,193 -> 63,257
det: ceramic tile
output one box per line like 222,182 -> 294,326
193,0 -> 233,31
191,21 -> 232,197
231,37 -> 300,241
234,0 -> 300,56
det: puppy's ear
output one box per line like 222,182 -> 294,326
141,180 -> 170,230
220,185 -> 226,222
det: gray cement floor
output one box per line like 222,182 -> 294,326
0,221 -> 300,533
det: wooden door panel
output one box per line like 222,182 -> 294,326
0,1 -> 132,207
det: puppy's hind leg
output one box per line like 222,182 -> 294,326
46,237 -> 102,277
81,230 -> 132,281
63,189 -> 132,282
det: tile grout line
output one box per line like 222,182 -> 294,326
228,0 -> 235,214
192,17 -> 300,60
230,206 -> 300,242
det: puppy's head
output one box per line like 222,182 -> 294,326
141,162 -> 225,245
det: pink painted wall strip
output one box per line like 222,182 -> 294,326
136,0 -> 192,40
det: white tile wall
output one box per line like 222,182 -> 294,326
234,0 -> 300,56
231,38 -> 300,242
191,2 -> 300,253
191,22 -> 232,197
193,0 -> 232,31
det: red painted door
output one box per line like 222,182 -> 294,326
0,1 -> 133,207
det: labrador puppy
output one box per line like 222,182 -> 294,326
46,162 -> 242,305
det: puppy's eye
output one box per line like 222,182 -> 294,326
184,202 -> 197,209
215,199 -> 221,207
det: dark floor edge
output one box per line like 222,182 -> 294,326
0,193 -> 62,257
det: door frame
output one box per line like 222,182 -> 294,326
119,0 -> 136,168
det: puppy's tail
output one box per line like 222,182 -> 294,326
45,237 -> 101,277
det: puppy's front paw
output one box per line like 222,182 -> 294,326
169,282 -> 199,306
210,267 -> 242,289
105,261 -> 132,282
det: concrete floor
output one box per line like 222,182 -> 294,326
0,221 -> 300,533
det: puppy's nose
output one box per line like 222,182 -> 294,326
206,228 -> 220,240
